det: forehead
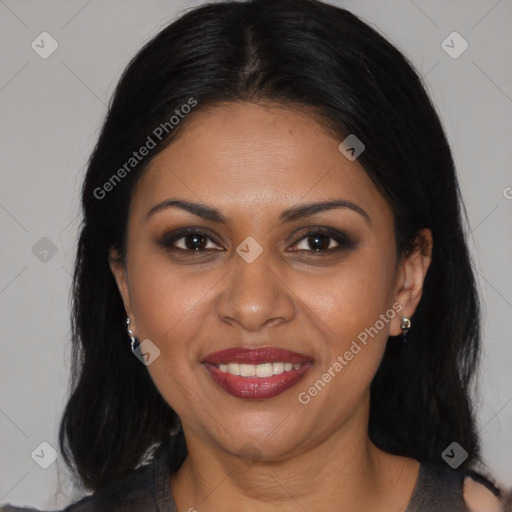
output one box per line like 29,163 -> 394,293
130,102 -> 391,225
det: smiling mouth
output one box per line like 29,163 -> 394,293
215,361 -> 303,377
201,346 -> 313,399
202,361 -> 313,399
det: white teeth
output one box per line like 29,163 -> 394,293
240,363 -> 256,377
256,363 -> 273,377
216,362 -> 303,377
227,362 -> 240,375
272,362 -> 284,374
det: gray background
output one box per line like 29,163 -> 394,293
1,0 -> 511,508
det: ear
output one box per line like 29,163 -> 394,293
389,228 -> 433,336
108,247 -> 137,333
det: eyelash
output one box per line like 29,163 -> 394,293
158,227 -> 356,256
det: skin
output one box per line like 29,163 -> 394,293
110,101 -> 435,512
464,477 -> 504,512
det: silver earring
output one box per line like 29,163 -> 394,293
126,317 -> 139,353
400,316 -> 411,343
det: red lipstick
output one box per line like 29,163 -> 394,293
202,347 -> 313,400
203,347 -> 312,365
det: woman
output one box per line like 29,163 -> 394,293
2,0 -> 510,510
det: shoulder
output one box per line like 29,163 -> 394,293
463,475 -> 512,512
410,460 -> 511,511
0,458 -> 158,512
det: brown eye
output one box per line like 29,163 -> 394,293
300,233 -> 334,251
289,228 -> 357,254
157,227 -> 357,256
158,229 -> 222,252
178,232 -> 209,251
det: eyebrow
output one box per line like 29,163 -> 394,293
146,198 -> 371,226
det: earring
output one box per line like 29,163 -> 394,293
126,317 -> 140,353
400,316 -> 411,343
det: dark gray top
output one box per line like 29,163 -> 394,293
1,444 -> 503,512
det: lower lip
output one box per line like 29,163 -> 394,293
202,362 -> 313,399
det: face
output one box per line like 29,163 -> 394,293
110,102 -> 431,462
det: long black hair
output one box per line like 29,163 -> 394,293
59,0 -> 488,493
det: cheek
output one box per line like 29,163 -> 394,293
126,259 -> 215,414
297,255 -> 395,338
294,252 -> 396,401
294,269 -> 394,418
129,261 -> 210,348
125,249 -> 234,397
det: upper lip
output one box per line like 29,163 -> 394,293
202,346 -> 313,365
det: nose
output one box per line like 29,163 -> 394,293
216,250 -> 296,332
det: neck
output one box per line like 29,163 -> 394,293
169,396 -> 419,512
